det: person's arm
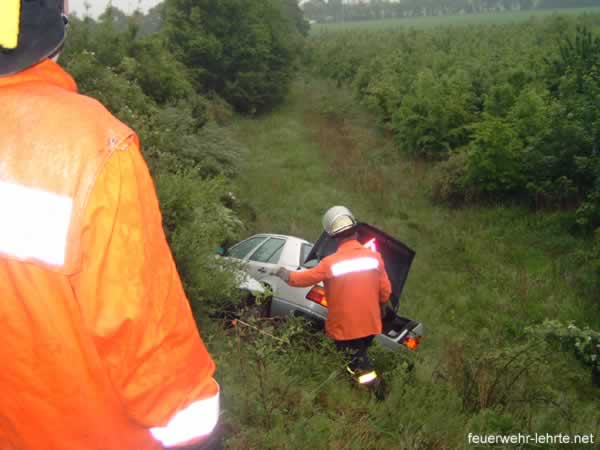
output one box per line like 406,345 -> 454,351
287,260 -> 330,287
70,136 -> 219,449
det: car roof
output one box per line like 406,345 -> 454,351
251,233 -> 312,245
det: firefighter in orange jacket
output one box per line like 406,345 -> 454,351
275,206 -> 392,391
0,2 -> 219,449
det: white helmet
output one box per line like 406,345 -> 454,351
322,206 -> 357,237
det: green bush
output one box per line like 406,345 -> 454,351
307,17 -> 600,229
164,0 -> 306,112
62,6 -> 249,314
527,320 -> 600,386
156,171 -> 243,308
431,150 -> 470,205
465,116 -> 527,195
122,35 -> 196,104
392,68 -> 475,159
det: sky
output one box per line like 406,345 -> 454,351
69,0 -> 162,18
70,0 -> 308,17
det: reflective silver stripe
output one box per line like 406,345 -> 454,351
358,371 -> 378,384
0,181 -> 72,266
331,257 -> 379,277
150,388 -> 220,447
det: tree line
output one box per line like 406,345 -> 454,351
302,0 -> 600,23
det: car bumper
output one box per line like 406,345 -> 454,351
271,296 -> 423,352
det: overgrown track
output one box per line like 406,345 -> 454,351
211,77 -> 600,449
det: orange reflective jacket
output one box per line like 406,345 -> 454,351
288,239 -> 391,341
0,60 -> 218,450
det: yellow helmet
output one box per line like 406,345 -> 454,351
0,0 -> 68,76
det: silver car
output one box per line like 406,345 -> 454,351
219,224 -> 424,351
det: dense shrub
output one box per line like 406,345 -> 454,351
308,16 -> 600,229
392,68 -> 475,159
527,320 -> 600,386
62,8 -> 249,309
122,35 -> 196,104
164,0 -> 307,112
431,151 -> 470,205
465,115 -> 527,195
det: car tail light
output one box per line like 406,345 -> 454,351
403,335 -> 420,350
306,286 -> 328,307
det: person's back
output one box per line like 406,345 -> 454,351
0,2 -> 220,449
319,238 -> 388,340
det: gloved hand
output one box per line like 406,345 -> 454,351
273,266 -> 290,283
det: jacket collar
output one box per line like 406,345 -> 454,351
338,239 -> 362,251
0,59 -> 77,92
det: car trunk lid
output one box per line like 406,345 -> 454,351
303,222 -> 415,311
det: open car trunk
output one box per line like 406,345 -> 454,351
304,222 -> 415,311
304,223 -> 421,345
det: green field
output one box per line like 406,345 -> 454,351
311,7 -> 600,32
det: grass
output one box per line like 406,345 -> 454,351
311,7 -> 600,32
207,77 -> 600,449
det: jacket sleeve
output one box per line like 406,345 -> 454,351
70,136 -> 218,447
288,260 -> 330,287
378,255 -> 392,304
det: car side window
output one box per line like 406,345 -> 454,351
300,243 -> 314,266
228,236 -> 267,259
249,238 -> 286,264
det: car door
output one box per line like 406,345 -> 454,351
245,237 -> 287,280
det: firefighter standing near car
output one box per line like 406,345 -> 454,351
274,206 -> 393,395
0,2 -> 220,449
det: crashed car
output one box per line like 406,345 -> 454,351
218,223 -> 424,351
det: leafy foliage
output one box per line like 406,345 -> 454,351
393,68 -> 475,159
527,320 -> 600,386
164,0 -> 307,112
61,7 -> 259,309
308,15 -> 600,230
